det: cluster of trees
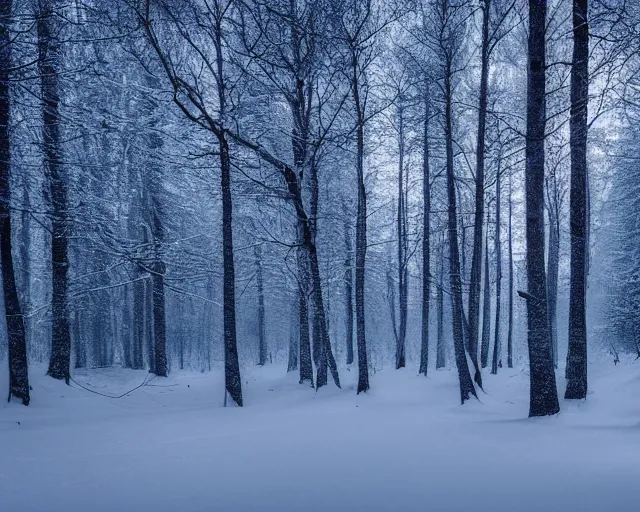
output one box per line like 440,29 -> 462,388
1,0 -> 637,416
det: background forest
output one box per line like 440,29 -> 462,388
0,0 -> 639,418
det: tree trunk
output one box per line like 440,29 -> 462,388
492,164 -> 502,375
344,216 -> 354,365
468,0 -> 490,389
219,132 -> 242,406
353,55 -> 369,394
297,271 -> 313,385
39,0 -> 71,383
151,207 -> 167,378
546,190 -> 560,369
144,271 -> 154,373
308,243 -> 340,389
436,241 -> 446,369
480,212 -> 491,368
0,2 -> 30,403
524,0 -> 560,417
445,67 -> 477,404
566,0 -> 589,400
507,171 -> 514,368
420,86 -> 431,376
255,244 -> 267,366
396,101 -> 408,370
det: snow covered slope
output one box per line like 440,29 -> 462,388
1,361 -> 639,512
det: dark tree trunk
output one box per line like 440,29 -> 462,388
492,164 -> 502,375
480,213 -> 491,369
122,282 -> 132,370
39,0 -> 71,383
396,102 -> 408,370
297,274 -> 313,385
344,217 -> 354,365
468,0 -> 490,389
151,207 -> 167,378
309,158 -> 322,369
219,133 -> 242,406
420,86 -> 431,376
19,185 -> 31,357
1,0 -> 30,405
353,56 -> 369,394
524,0 -> 560,417
144,274 -> 154,373
565,0 -> 589,400
255,244 -> 267,366
210,7 -> 242,406
436,240 -> 446,369
507,171 -> 514,368
445,68 -> 477,404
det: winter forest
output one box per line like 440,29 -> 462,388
1,0 -> 640,510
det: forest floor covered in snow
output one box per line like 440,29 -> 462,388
1,359 -> 639,512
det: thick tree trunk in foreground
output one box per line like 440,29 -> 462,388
219,133 -> 242,406
354,57 -> 369,394
1,1 -> 29,404
524,0 -> 560,417
566,0 -> 589,400
39,0 -> 71,383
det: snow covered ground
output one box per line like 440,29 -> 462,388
1,359 -> 639,512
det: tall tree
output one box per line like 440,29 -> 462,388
39,0 -> 71,383
1,0 -> 30,405
467,0 -> 492,388
331,0 -> 392,393
523,0 -> 559,417
395,94 -> 409,370
437,0 -> 477,403
142,0 -> 242,405
507,169 -> 514,368
565,0 -> 589,400
419,80 -> 431,376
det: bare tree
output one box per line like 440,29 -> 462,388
522,0 -> 559,417
1,0 -> 30,405
565,0 -> 589,400
39,0 -> 71,383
